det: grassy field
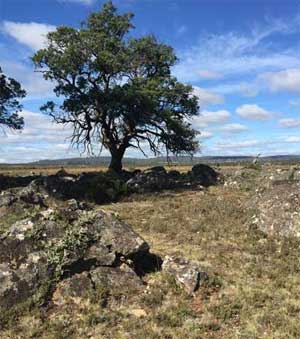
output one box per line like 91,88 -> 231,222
0,165 -> 194,176
101,182 -> 300,338
0,161 -> 294,176
1,164 -> 300,338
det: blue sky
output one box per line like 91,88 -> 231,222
1,0 -> 300,162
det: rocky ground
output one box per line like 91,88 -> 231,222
1,163 -> 300,338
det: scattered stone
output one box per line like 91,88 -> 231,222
162,255 -> 208,294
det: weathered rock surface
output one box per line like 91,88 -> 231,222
0,190 -> 149,308
52,265 -> 143,306
1,170 -> 128,204
190,163 -> 219,186
162,256 -> 208,294
0,178 -> 210,310
1,165 -> 220,204
251,181 -> 300,236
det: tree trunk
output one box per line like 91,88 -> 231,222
109,149 -> 124,173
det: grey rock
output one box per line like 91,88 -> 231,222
0,191 -> 18,208
162,255 -> 208,294
90,265 -> 143,289
251,181 -> 300,236
190,163 -> 219,186
0,203 -> 149,308
127,164 -> 219,194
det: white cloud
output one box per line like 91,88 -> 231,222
1,21 -> 56,50
0,110 -> 81,163
1,61 -> 54,98
220,123 -> 248,134
288,99 -> 300,107
197,70 -> 222,80
260,69 -> 300,92
193,110 -> 231,129
173,15 -> 300,102
236,104 -> 273,120
193,86 -> 224,107
279,118 -> 300,128
285,136 -> 300,143
0,110 -> 72,146
174,21 -> 300,83
215,139 -> 262,150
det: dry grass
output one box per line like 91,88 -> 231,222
0,164 -> 195,176
102,184 -> 300,338
1,165 -> 300,338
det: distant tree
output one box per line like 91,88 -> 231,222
0,67 -> 26,130
32,1 -> 199,173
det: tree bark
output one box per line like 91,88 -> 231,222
108,149 -> 124,173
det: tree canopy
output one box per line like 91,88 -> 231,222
32,1 -> 200,172
0,67 -> 26,130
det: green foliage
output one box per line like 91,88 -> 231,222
46,226 -> 91,277
32,1 -> 199,171
0,67 -> 26,130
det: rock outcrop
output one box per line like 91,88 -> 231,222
0,185 -> 208,310
0,190 -> 149,309
127,164 -> 220,194
1,165 -> 220,204
251,181 -> 300,237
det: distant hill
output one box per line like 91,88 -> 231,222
1,155 -> 300,168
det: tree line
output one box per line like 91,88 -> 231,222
0,1 -> 200,172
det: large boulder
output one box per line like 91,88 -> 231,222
190,164 -> 219,186
0,192 -> 149,309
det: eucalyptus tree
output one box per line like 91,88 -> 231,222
32,1 -> 199,172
